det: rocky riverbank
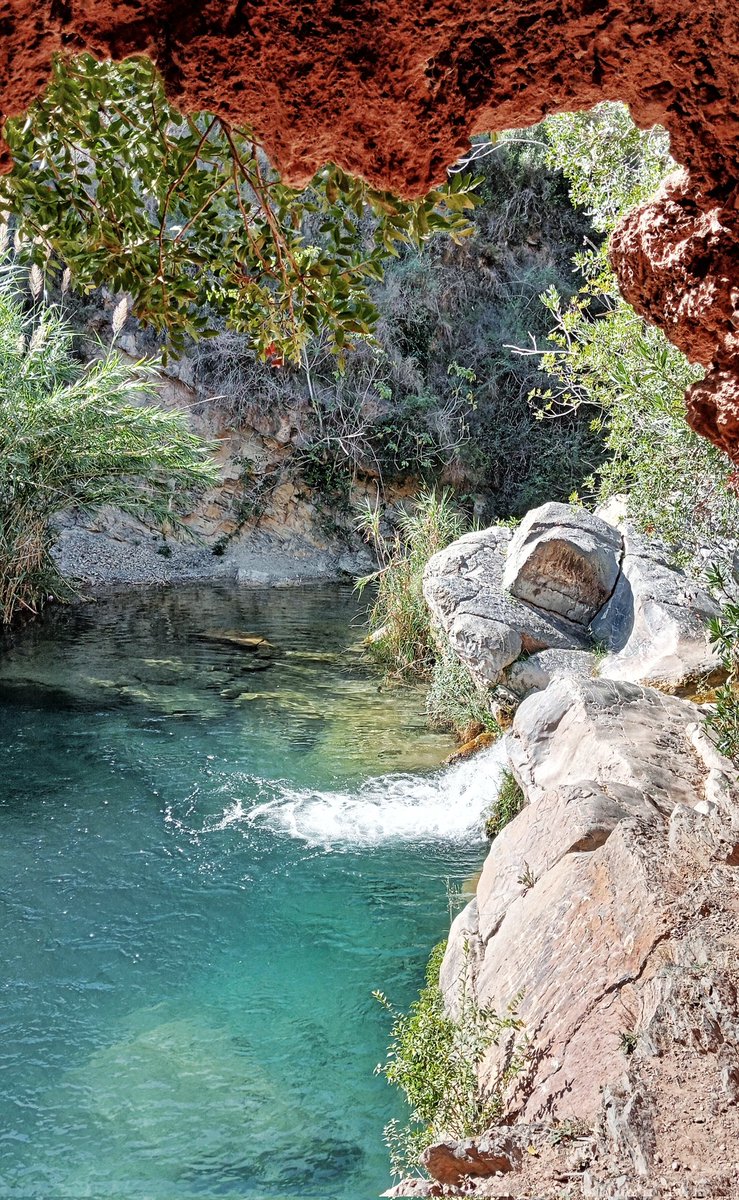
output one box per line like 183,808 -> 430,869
52,513 -> 373,588
388,504 -> 739,1199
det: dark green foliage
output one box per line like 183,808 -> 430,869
483,770 -> 525,840
620,1030 -> 638,1056
177,126 -> 605,518
8,77 -> 602,518
532,103 -> 739,560
1,54 -> 479,364
374,941 -> 525,1177
361,130 -> 606,517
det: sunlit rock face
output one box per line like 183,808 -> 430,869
0,0 -> 737,451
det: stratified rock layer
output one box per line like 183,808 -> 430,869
0,1 -> 737,455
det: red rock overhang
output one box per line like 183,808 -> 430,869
1,0 -> 737,453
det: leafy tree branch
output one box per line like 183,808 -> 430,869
1,54 -> 480,363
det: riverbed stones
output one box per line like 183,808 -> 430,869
502,502 -> 622,625
199,630 -> 274,653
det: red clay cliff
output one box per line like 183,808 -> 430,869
0,0 -> 737,453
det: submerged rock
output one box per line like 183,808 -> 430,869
199,630 -> 275,653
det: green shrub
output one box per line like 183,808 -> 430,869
363,130 -> 605,517
374,941 -> 525,1178
531,103 -> 739,560
0,259 -> 217,624
426,646 -> 500,739
483,770 -> 525,840
356,490 -> 466,678
192,127 -> 605,519
2,53 -> 479,363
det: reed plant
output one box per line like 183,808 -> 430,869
0,259 -> 217,624
356,490 -> 466,679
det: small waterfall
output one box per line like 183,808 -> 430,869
238,738 -> 509,847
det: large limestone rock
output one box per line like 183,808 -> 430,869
502,502 -> 622,625
437,673 -> 739,1197
507,674 -> 710,808
592,528 -> 721,689
473,781 -> 657,944
427,508 -> 722,696
423,528 -> 589,687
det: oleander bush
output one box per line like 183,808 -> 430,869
0,259 -> 217,624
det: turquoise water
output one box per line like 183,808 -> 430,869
0,585 -> 497,1200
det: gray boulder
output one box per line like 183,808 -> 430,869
592,528 -> 722,689
424,508 -> 723,696
423,528 -> 590,687
502,502 -> 622,625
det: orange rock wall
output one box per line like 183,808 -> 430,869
1,0 -> 738,452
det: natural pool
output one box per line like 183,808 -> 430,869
0,584 -> 499,1200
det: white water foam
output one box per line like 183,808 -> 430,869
241,738 -> 509,847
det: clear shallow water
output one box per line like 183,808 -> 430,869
0,585 -> 500,1200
